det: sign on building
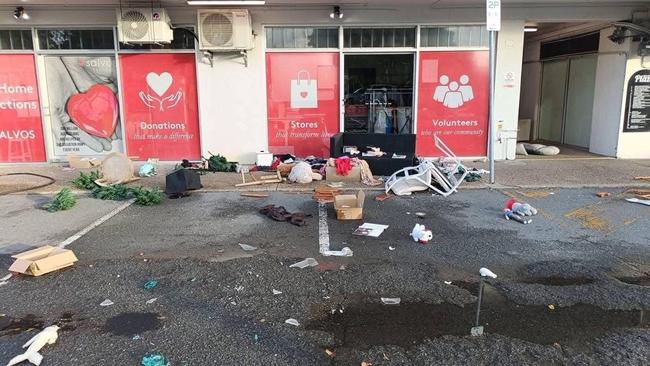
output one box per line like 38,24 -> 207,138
623,69 -> 650,132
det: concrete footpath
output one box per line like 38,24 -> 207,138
1,158 -> 649,195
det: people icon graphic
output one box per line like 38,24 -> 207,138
433,74 -> 474,109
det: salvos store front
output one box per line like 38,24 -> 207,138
0,2 -> 648,164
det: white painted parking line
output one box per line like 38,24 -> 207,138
58,199 -> 135,248
318,203 -> 353,257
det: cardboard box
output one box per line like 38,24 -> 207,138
334,190 -> 365,220
67,155 -> 100,169
326,166 -> 361,182
9,246 -> 78,276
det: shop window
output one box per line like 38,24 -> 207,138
266,27 -> 338,49
37,29 -> 114,50
540,32 -> 599,59
420,26 -> 488,48
119,27 -> 196,50
344,28 -> 416,48
0,29 -> 33,50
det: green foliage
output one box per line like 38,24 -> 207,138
92,184 -> 163,206
131,187 -> 163,206
43,188 -> 76,212
92,184 -> 132,201
71,171 -> 102,190
205,153 -> 237,172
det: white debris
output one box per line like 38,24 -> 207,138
6,325 -> 60,366
389,246 -> 396,251
238,243 -> 258,251
444,281 -> 452,285
285,318 -> 300,327
272,289 -> 282,295
99,299 -> 114,307
146,298 -> 158,304
380,298 -> 401,305
0,273 -> 12,281
289,258 -> 318,269
235,286 -> 244,292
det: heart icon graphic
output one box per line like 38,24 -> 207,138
66,84 -> 118,139
300,91 -> 309,98
146,72 -> 173,97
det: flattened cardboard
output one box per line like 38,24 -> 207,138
9,246 -> 78,276
326,166 -> 361,182
334,190 -> 365,220
67,155 -> 100,169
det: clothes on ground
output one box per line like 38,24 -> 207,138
335,156 -> 353,176
259,205 -> 311,226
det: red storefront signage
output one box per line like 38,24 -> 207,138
416,51 -> 489,157
0,54 -> 46,162
119,54 -> 200,160
266,52 -> 339,157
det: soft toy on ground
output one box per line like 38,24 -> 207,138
505,198 -> 538,216
410,224 -> 433,244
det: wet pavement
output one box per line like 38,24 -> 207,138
0,188 -> 648,365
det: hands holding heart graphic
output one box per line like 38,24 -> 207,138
139,72 -> 184,112
45,56 -> 121,153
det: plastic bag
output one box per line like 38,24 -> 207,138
288,162 -> 313,184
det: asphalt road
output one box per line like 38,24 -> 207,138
0,188 -> 648,365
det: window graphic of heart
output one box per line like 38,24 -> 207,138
66,84 -> 118,139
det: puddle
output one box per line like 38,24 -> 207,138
306,295 -> 648,349
0,314 -> 44,336
519,276 -> 595,286
104,312 -> 161,337
617,276 -> 650,287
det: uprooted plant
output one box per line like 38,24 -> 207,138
92,184 -> 163,206
42,188 -> 76,212
71,171 -> 102,190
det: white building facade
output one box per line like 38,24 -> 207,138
0,0 -> 648,164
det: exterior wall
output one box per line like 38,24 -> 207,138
519,41 -> 541,141
0,3 -> 647,163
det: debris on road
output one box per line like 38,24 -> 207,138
143,280 -> 158,290
353,223 -> 388,237
284,318 -> 300,327
634,176 -> 650,183
444,281 -> 452,285
138,160 -> 158,177
327,182 -> 344,188
272,289 -> 282,295
259,205 -> 311,226
42,188 -> 76,212
410,224 -> 433,244
505,198 -> 538,216
596,192 -> 611,198
504,209 -> 532,224
99,299 -> 114,307
374,193 -> 391,202
9,246 -> 78,276
313,185 -> 340,203
548,304 -> 556,310
141,353 -> 169,366
415,212 -> 426,218
380,298 -> 401,305
96,152 -> 139,186
1,273 -> 12,281
334,190 -> 365,220
361,362 -> 373,366
626,198 -> 650,206
321,247 -> 353,257
238,243 -> 258,251
289,258 -> 318,269
6,325 -> 60,366
389,246 -> 396,251
146,298 -> 158,304
236,170 -> 282,187
325,349 -> 336,357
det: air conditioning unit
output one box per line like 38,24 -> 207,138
116,8 -> 174,44
198,9 -> 254,51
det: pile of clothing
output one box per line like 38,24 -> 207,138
327,157 -> 382,186
259,205 -> 311,226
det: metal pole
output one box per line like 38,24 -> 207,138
474,277 -> 485,327
488,31 -> 497,184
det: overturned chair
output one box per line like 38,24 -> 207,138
384,136 -> 468,197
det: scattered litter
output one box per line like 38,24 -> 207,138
415,212 -> 426,218
444,281 -> 452,285
410,224 -> 433,244
141,353 -> 169,366
321,247 -> 353,257
353,223 -> 388,237
314,185 -> 341,203
236,170 -> 282,187
138,161 -> 157,177
67,154 -> 100,169
380,298 -> 401,305
240,193 -> 269,198
505,199 -> 538,216
374,193 -> 391,202
388,246 -> 396,251
0,273 -> 12,281
238,243 -> 258,251
272,289 -> 282,295
235,286 -> 244,292
259,204 -> 311,226
361,362 -> 373,366
289,258 -> 318,269
132,335 -> 142,340
596,192 -> 611,198
288,162 -> 317,183
100,299 -> 114,307
230,301 -> 237,306
327,182 -> 344,188
8,246 -> 78,276
143,280 -> 158,290
146,298 -> 158,304
285,318 -> 300,327
96,152 -> 139,186
6,325 -> 60,366
504,210 -> 532,224
626,198 -> 650,206
548,304 -> 556,310
325,349 -> 336,357
480,268 -> 498,278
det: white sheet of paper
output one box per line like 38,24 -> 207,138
357,223 -> 389,237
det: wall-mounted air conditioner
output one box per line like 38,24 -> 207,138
116,8 -> 174,44
198,9 -> 254,51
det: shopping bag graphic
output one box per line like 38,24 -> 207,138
290,70 -> 318,109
